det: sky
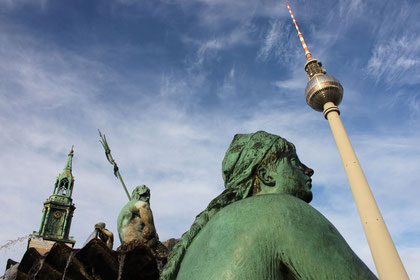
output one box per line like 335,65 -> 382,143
0,0 -> 419,278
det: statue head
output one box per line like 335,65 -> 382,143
222,131 -> 313,202
131,185 -> 150,202
95,222 -> 106,230
162,131 -> 314,280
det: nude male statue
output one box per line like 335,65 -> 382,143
94,222 -> 114,250
161,131 -> 377,280
117,185 -> 158,248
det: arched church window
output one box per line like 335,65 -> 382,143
58,178 -> 69,195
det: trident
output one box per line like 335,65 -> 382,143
98,129 -> 131,200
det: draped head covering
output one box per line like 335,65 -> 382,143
222,131 -> 296,198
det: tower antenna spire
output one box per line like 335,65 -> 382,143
285,2 -> 409,280
286,2 -> 312,60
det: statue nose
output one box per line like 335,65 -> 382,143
305,168 -> 314,177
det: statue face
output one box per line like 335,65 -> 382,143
260,153 -> 313,203
132,185 -> 150,202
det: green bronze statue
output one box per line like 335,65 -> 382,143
161,131 -> 377,280
117,185 -> 159,248
99,130 -> 167,261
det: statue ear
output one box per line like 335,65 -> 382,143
256,167 -> 275,186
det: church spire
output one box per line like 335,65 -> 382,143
64,145 -> 74,171
54,146 -> 75,197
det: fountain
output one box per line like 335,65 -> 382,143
82,229 -> 98,248
27,259 -> 44,279
117,252 -> 126,280
61,251 -> 74,280
0,236 -> 29,251
1,238 -> 161,279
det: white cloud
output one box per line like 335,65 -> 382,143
196,39 -> 224,66
183,24 -> 254,70
366,37 -> 420,85
257,19 -> 301,63
228,66 -> 235,79
178,0 -> 283,29
216,65 -> 237,100
257,19 -> 282,60
0,0 -> 48,10
337,0 -> 364,25
272,77 -> 306,90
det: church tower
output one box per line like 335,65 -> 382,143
28,147 -> 76,254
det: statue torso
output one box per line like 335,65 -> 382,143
176,194 -> 377,280
118,200 -> 146,243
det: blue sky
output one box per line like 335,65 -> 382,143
1,0 -> 420,277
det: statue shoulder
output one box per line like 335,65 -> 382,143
117,200 -> 139,225
215,193 -> 320,226
134,200 -> 149,210
182,194 -> 326,256
178,194 -> 377,280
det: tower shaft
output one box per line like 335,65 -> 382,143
323,103 -> 409,280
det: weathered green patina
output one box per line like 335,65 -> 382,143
99,130 -> 165,257
161,131 -> 377,280
117,185 -> 159,248
33,147 -> 76,245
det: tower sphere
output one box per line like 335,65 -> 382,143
305,74 -> 343,112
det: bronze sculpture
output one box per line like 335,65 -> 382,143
117,185 -> 159,248
161,131 -> 377,280
99,130 -> 167,264
94,222 -> 114,250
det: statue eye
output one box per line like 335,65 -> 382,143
290,156 -> 301,166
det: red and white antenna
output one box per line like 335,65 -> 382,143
286,2 -> 312,60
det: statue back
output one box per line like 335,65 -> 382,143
177,194 -> 377,280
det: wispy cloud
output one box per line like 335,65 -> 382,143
216,65 -> 237,100
177,0 -> 282,29
366,36 -> 420,85
0,0 -> 48,10
257,19 -> 300,63
196,39 -> 224,66
337,0 -> 364,26
272,76 -> 306,90
257,19 -> 282,60
183,24 -> 254,70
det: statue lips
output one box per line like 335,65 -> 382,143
307,178 -> 312,189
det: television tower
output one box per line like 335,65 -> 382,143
286,3 -> 408,280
